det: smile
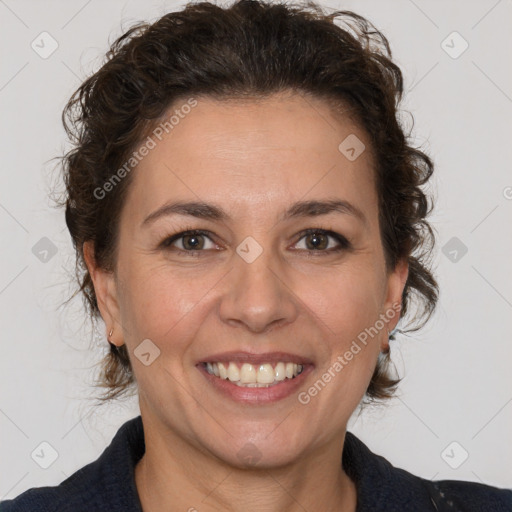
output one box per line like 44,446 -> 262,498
203,361 -> 304,387
197,351 -> 313,403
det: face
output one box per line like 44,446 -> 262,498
86,91 -> 408,468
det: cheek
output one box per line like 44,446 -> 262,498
295,263 -> 385,396
297,264 -> 384,340
117,261 -> 218,347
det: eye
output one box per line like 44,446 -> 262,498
293,228 -> 351,254
159,227 -> 351,256
160,229 -> 219,254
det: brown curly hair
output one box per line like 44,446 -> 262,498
57,0 -> 438,403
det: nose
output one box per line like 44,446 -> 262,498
218,246 -> 299,334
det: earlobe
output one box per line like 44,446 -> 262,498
83,241 -> 123,346
384,258 -> 409,333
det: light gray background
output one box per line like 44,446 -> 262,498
1,0 -> 511,500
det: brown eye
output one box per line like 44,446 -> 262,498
304,232 -> 329,250
160,229 -> 217,253
294,229 -> 351,253
181,234 -> 205,250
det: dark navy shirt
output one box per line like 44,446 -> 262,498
1,415 -> 511,511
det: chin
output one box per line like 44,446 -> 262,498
198,424 -> 312,470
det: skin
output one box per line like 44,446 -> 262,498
84,90 -> 408,512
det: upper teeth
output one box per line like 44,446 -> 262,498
205,362 -> 304,386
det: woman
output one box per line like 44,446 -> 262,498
2,0 -> 510,510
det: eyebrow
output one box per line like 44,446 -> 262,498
141,198 -> 367,227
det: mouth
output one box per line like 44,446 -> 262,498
202,361 -> 305,387
196,351 -> 313,403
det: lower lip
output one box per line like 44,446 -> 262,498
197,364 -> 313,404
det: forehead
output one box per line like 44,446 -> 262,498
123,92 -> 377,223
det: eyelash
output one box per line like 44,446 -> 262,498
159,227 -> 351,257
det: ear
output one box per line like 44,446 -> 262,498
382,257 -> 409,335
83,241 -> 123,347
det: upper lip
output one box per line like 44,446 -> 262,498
198,351 -> 314,366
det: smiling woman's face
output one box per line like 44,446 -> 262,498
87,91 -> 408,468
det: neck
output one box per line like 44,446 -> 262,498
134,417 -> 357,512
